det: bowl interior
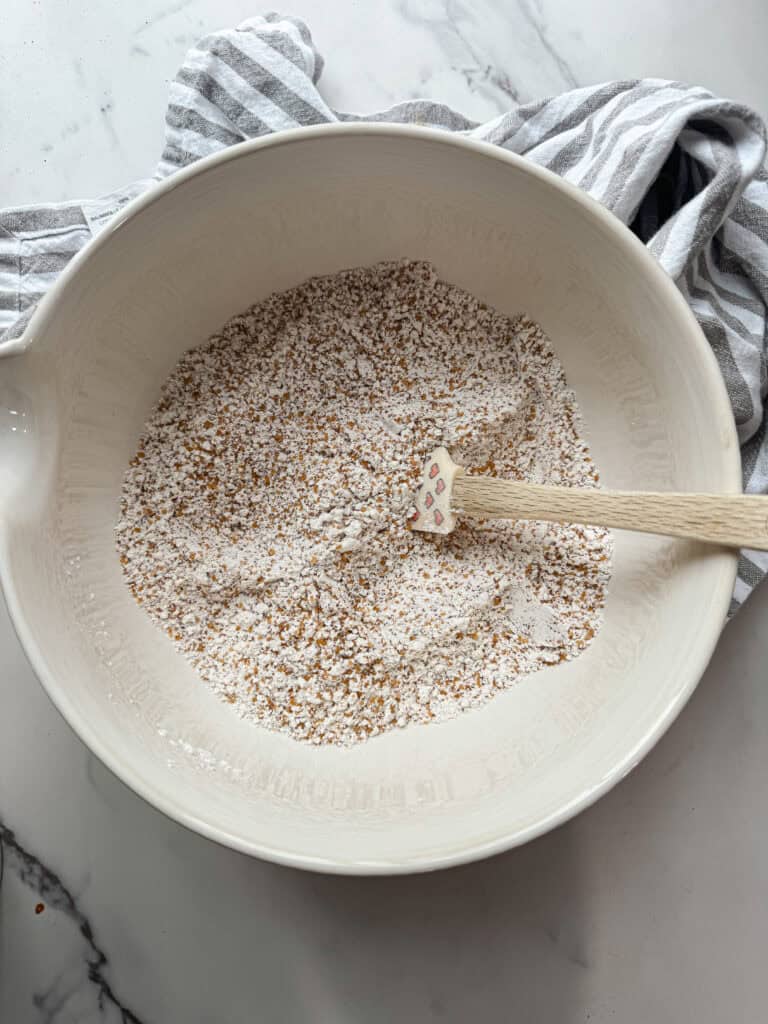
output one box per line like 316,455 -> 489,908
0,128 -> 739,871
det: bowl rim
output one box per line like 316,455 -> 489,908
0,122 -> 740,874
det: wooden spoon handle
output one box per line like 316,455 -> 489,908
452,475 -> 768,550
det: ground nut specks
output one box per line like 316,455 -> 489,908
116,261 -> 611,746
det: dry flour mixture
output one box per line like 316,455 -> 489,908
116,261 -> 611,746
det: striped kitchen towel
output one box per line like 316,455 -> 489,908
2,13 -> 767,612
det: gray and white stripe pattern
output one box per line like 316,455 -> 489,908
2,13 -> 767,612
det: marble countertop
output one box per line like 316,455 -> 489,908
2,2 -> 768,1021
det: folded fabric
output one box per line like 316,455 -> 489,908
2,12 -> 767,612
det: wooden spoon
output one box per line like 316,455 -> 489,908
410,447 -> 768,550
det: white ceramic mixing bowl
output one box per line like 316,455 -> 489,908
0,125 -> 739,873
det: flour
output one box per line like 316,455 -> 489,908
116,260 -> 611,746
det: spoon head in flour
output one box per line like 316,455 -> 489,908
410,447 -> 462,535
